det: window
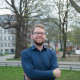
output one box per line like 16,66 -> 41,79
8,36 -> 10,40
4,29 -> 6,33
8,30 -> 10,33
11,49 -> 14,54
0,30 -> 2,34
12,43 -> 15,47
5,43 -> 7,47
0,36 -> 2,40
4,36 -> 6,40
0,49 -> 3,54
1,43 -> 3,47
5,49 -> 9,54
8,43 -> 10,47
8,29 -> 11,34
12,36 -> 14,40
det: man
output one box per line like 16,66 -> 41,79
21,24 -> 61,80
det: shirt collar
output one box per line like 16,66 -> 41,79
31,44 -> 47,51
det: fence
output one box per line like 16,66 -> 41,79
58,62 -> 80,71
0,61 -> 21,67
0,61 -> 80,71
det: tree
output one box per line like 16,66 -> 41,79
51,0 -> 70,58
70,0 -> 80,13
38,1 -> 61,49
62,0 -> 69,58
1,0 -> 43,58
39,0 -> 69,57
68,26 -> 80,48
38,0 -> 69,58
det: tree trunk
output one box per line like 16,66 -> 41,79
63,33 -> 67,58
14,21 -> 28,58
60,38 -> 63,51
14,28 -> 28,58
15,27 -> 21,58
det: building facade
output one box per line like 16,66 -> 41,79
0,15 -> 16,55
0,26 -> 16,55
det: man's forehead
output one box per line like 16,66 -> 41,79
34,27 -> 45,31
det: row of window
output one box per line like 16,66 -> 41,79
0,43 -> 15,47
0,29 -> 13,34
0,36 -> 15,40
0,49 -> 15,54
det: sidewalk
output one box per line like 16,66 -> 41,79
57,51 -> 80,61
0,54 -> 15,62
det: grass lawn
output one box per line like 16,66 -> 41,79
57,70 -> 80,80
0,66 -> 24,80
0,66 -> 80,80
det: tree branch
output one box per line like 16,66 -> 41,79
69,0 -> 80,13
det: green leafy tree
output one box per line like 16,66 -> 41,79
68,26 -> 80,48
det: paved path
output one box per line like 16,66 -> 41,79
0,54 -> 14,62
0,54 -> 80,70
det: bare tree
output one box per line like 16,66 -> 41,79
0,0 -> 43,58
52,0 -> 70,58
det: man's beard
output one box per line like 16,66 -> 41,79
33,39 -> 45,46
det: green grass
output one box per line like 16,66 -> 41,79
0,66 -> 24,80
0,66 -> 80,80
7,58 -> 21,61
58,60 -> 80,61
56,70 -> 80,80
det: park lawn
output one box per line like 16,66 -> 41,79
57,70 -> 80,80
0,66 -> 80,80
0,66 -> 24,80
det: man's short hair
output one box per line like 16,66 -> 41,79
32,24 -> 46,34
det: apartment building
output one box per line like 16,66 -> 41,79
0,15 -> 16,55
0,26 -> 16,55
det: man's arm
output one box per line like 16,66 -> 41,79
50,50 -> 61,78
24,73 -> 30,80
21,50 -> 54,80
53,68 -> 61,78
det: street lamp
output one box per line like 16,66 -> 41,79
67,40 -> 70,56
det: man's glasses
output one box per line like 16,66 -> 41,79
33,32 -> 45,35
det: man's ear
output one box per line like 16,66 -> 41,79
31,35 -> 33,39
